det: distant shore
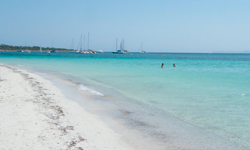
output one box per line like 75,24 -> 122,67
0,65 -> 132,150
0,50 -> 73,52
0,44 -> 73,52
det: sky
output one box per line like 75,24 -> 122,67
0,0 -> 250,52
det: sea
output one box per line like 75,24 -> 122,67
1,51 -> 250,150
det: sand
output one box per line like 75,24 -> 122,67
0,66 -> 133,150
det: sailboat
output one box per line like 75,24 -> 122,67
112,38 -> 129,54
139,42 -> 146,53
40,46 -> 43,52
85,32 -> 96,54
76,34 -> 83,53
48,40 -> 56,53
48,49 -> 56,53
95,50 -> 103,53
76,33 -> 96,54
17,44 -> 31,53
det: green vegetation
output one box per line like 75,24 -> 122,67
0,44 -> 73,52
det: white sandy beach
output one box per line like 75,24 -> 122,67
0,66 -> 133,150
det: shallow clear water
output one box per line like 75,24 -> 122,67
1,51 -> 250,149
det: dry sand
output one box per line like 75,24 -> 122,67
0,66 -> 133,150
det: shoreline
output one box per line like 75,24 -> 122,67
0,64 -> 246,150
0,65 -> 132,150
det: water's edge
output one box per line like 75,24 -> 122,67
10,64 -> 244,150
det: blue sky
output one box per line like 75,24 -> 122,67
1,0 -> 250,52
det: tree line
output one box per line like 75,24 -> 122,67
0,44 -> 73,51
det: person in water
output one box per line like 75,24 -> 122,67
173,64 -> 176,67
161,63 -> 164,68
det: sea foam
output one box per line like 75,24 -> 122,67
78,84 -> 104,96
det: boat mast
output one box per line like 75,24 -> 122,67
80,34 -> 82,51
141,42 -> 143,52
116,38 -> 118,51
120,39 -> 123,51
84,34 -> 85,50
122,38 -> 125,51
87,32 -> 89,50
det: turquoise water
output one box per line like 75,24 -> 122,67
1,51 -> 250,149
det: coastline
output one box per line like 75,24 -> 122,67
0,65 -> 132,150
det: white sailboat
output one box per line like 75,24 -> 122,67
95,50 -> 103,53
76,33 -> 96,54
70,39 -> 74,51
40,46 -> 43,52
76,34 -> 83,53
139,42 -> 146,53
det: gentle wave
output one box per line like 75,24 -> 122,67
17,65 -> 31,68
78,84 -> 104,96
